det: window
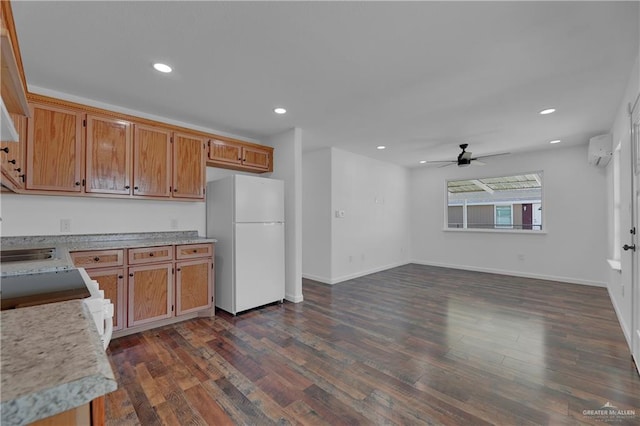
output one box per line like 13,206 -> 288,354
446,172 -> 543,231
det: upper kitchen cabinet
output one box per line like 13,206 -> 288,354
85,114 -> 132,195
0,23 -> 28,117
173,132 -> 205,199
208,138 -> 273,173
0,112 -> 26,189
26,103 -> 83,192
133,124 -> 171,198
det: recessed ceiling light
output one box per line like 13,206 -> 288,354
153,63 -> 172,73
419,160 -> 427,164
539,108 -> 556,115
274,107 -> 287,114
549,139 -> 561,144
377,146 -> 386,150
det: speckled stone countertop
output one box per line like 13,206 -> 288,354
0,300 -> 118,426
1,231 -> 216,276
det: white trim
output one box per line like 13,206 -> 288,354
607,259 -> 622,271
410,259 -> 606,287
304,261 -> 409,285
285,293 -> 304,303
443,228 -> 547,235
608,285 -> 632,347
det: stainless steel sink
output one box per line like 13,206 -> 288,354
0,248 -> 57,263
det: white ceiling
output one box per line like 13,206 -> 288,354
11,1 -> 639,168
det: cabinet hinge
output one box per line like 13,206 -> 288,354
170,137 -> 174,143
83,119 -> 86,127
172,268 -> 174,274
203,188 -> 206,195
211,296 -> 214,302
82,179 -> 85,186
171,305 -> 174,312
631,227 -> 636,235
169,186 -> 172,193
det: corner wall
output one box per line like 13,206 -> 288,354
409,144 -> 608,287
302,147 -> 410,284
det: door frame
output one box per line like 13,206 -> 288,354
629,94 -> 640,374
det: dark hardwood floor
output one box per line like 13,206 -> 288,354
105,264 -> 640,425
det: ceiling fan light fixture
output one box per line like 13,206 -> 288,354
419,160 -> 426,164
539,108 -> 556,115
377,145 -> 386,150
274,107 -> 287,114
549,139 -> 561,144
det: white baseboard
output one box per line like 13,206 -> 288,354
285,293 -> 304,303
302,272 -> 333,284
303,261 -> 410,285
607,285 -> 632,348
410,259 -> 607,288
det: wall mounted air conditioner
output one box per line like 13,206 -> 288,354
588,134 -> 612,168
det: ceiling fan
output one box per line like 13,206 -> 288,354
427,144 -> 510,167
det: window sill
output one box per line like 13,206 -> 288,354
607,259 -> 622,271
443,228 -> 547,235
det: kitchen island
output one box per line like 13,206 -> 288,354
0,300 -> 117,426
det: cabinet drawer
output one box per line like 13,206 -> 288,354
71,249 -> 124,268
176,243 -> 213,259
128,245 -> 173,264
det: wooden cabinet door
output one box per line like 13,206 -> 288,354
173,132 -> 205,199
0,113 -> 26,189
242,146 -> 271,171
208,139 -> 242,165
133,124 -> 171,197
176,258 -> 212,316
86,115 -> 131,194
85,268 -> 125,331
128,262 -> 173,327
26,103 -> 83,191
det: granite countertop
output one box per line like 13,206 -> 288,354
0,300 -> 118,426
1,231 -> 216,276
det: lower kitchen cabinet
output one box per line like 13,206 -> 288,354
72,242 -> 214,336
84,268 -> 125,331
176,259 -> 212,315
127,262 -> 173,327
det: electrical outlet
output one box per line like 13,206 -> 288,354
335,210 -> 345,218
60,219 -> 71,233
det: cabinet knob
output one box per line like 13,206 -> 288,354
0,147 -> 8,153
177,267 -> 181,272
193,249 -> 198,253
129,273 -> 134,277
75,181 -> 81,186
134,186 -> 139,190
13,168 -> 20,173
7,159 -> 16,164
149,253 -> 154,257
174,188 -> 178,192
94,257 -> 100,261
118,275 -> 123,279
125,185 -> 130,189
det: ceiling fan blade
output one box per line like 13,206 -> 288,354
474,152 -> 510,160
426,160 -> 456,164
472,160 -> 486,166
438,162 -> 456,168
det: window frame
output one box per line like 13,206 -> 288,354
443,170 -> 546,234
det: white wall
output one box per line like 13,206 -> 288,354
331,148 -> 410,283
605,54 -> 639,345
266,128 -> 303,303
410,144 -> 608,286
0,193 -> 205,236
302,147 -> 410,284
302,149 -> 332,281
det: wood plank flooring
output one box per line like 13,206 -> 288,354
105,264 -> 640,425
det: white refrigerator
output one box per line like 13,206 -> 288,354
206,175 -> 285,314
